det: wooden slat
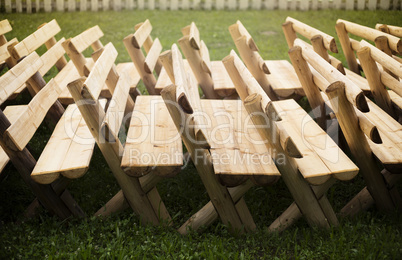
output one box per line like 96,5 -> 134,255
201,99 -> 280,178
12,20 -> 60,59
199,40 -> 212,74
38,38 -> 66,76
144,38 -> 162,74
70,26 -> 104,54
338,19 -> 402,54
210,61 -> 236,98
0,38 -> 18,63
5,79 -> 63,151
84,43 -> 117,99
344,68 -> 371,92
31,104 -> 96,184
56,60 -> 83,105
103,74 -> 131,137
121,96 -> 183,177
133,19 -> 152,49
286,17 -> 337,53
265,60 -> 305,98
376,24 -> 402,37
389,90 -> 402,110
0,52 -> 43,105
231,20 -> 258,52
0,105 -> 30,173
0,20 -> 12,36
360,40 -> 402,79
273,99 -> 358,183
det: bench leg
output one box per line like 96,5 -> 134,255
178,180 -> 254,235
341,170 -> 402,217
268,178 -> 336,232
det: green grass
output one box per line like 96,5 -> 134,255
1,10 -> 402,259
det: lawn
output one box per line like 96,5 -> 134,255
1,9 -> 402,259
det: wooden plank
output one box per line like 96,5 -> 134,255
333,0 -> 342,9
5,79 -> 63,151
31,104 -> 96,184
170,0 -> 178,10
80,0 -> 87,11
159,0 -> 167,10
211,61 -> 236,98
182,0 -> 189,9
70,26 -> 104,54
103,74 -> 131,138
0,20 -> 12,36
264,0 -> 275,10
368,0 -> 376,10
360,40 -> 402,79
12,20 -> 61,59
199,41 -> 211,74
0,38 -> 18,63
202,99 -> 280,179
286,17 -> 337,53
251,0 -> 261,9
55,61 -> 82,105
144,38 -> 162,74
121,96 -> 183,177
345,0 -> 354,10
38,38 -> 66,76
273,99 -> 358,183
148,0 -> 155,9
265,60 -> 305,98
311,0 -> 318,10
137,0 -> 144,9
0,52 -> 43,105
345,68 -> 371,92
376,24 -> 402,37
84,43 -> 117,99
133,19 -> 152,49
91,0 -> 98,11
16,0 -> 22,12
278,0 -> 287,9
338,19 -> 402,54
389,90 -> 402,110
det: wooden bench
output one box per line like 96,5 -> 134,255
335,19 -> 402,113
223,50 -> 358,232
178,22 -> 235,98
68,42 -> 172,225
0,51 -> 84,219
292,38 -> 402,216
229,20 -> 304,100
62,25 -> 141,104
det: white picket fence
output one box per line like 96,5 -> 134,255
2,0 -> 401,13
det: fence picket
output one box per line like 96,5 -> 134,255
346,0 -> 354,10
44,0 -> 52,12
27,0 -> 32,13
300,0 -> 309,10
380,0 -> 390,9
2,0 -> 399,13
357,0 -> 365,10
278,0 -> 286,10
147,0 -> 154,9
170,0 -> 178,10
368,0 -> 376,10
239,0 -> 248,10
16,0 -> 22,12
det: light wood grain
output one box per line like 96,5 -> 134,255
286,17 -> 337,53
144,38 -> 162,74
5,78 -> 63,151
376,24 -> 402,37
335,22 -> 360,74
11,19 -> 60,59
0,38 -> 17,63
132,19 -> 152,49
38,37 -> 66,76
31,104 -> 96,184
0,52 -> 43,105
121,96 -> 183,177
0,20 -> 12,36
210,61 -> 236,97
70,25 -> 104,54
338,19 -> 402,53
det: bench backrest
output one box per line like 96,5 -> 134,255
1,52 -> 65,151
283,17 -> 344,74
178,22 -> 219,99
62,25 -> 104,77
123,19 -> 162,95
9,19 -> 67,73
376,24 -> 402,38
335,19 -> 402,74
0,19 -> 18,68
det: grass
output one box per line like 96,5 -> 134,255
1,9 -> 402,259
